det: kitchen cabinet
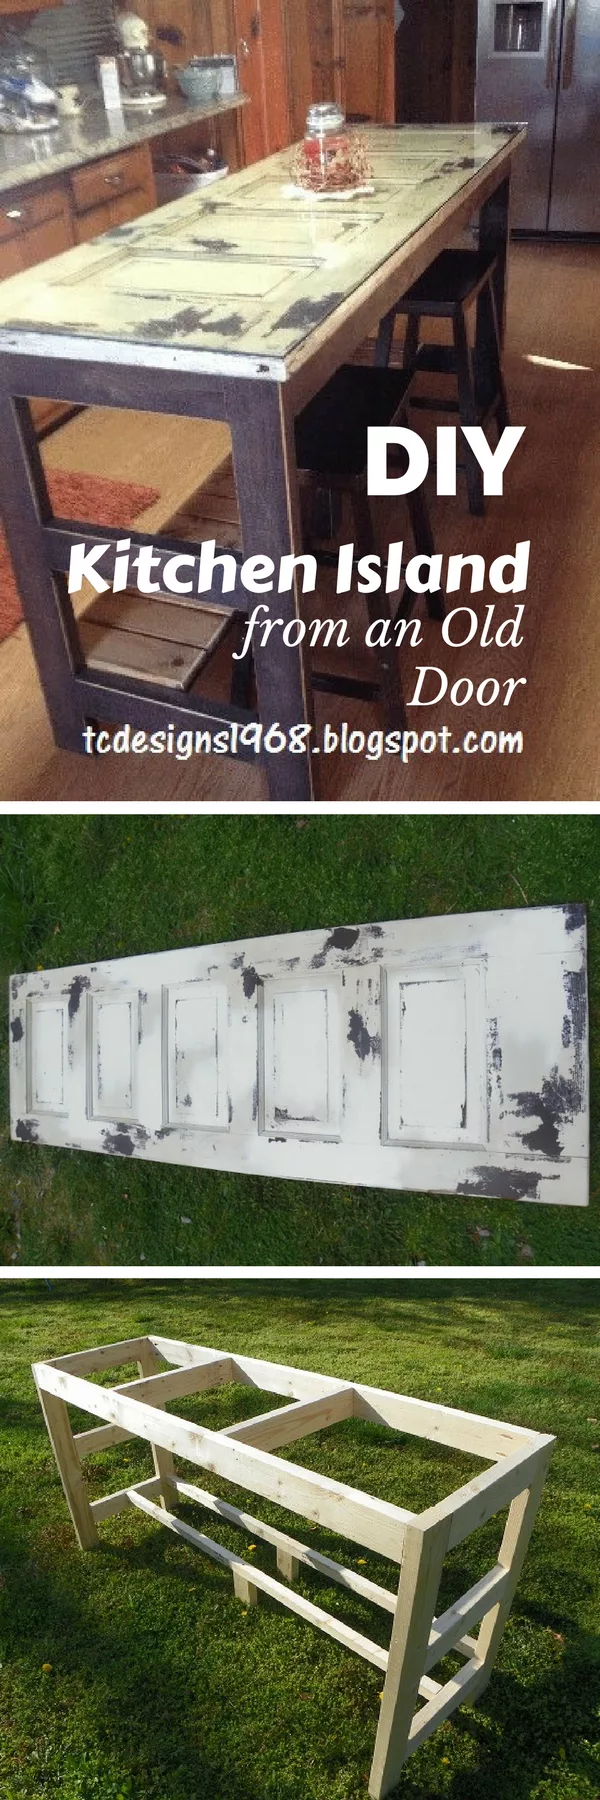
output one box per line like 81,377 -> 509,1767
0,184 -> 75,431
69,142 -> 156,243
0,183 -> 74,279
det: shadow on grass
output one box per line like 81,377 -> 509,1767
3,1496 -> 600,1800
0,1512 -> 281,1800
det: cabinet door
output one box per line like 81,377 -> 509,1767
9,906 -> 589,1204
233,0 -> 290,162
339,0 -> 394,122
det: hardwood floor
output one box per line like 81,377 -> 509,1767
1,241 -> 599,804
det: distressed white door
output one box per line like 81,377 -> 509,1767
9,905 -> 589,1204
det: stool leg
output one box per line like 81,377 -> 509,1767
487,278 -> 511,435
230,612 -> 254,708
453,309 -> 485,516
402,313 -> 420,373
390,400 -> 445,624
374,306 -> 397,368
404,483 -> 445,622
350,484 -> 406,731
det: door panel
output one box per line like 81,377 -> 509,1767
9,905 -> 589,1203
549,0 -> 600,230
382,961 -> 486,1147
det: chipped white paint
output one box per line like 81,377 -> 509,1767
10,905 -> 589,1204
33,1333 -> 555,1797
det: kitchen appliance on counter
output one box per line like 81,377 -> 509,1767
115,7 -> 167,108
0,29 -> 59,132
476,0 -> 600,231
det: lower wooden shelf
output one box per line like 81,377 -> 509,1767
81,590 -> 235,689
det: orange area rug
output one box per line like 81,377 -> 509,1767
0,470 -> 160,644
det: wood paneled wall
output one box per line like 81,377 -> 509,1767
395,0 -> 478,124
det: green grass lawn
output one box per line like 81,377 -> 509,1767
0,813 -> 598,1266
1,1279 -> 599,1800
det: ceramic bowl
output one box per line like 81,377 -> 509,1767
176,63 -> 223,103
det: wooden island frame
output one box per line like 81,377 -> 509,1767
33,1332 -> 554,1796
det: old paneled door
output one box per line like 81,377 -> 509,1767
9,906 -> 589,1204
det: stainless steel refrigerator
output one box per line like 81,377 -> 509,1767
476,0 -> 600,231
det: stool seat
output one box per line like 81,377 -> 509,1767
396,248 -> 497,315
295,363 -> 413,478
374,246 -> 510,516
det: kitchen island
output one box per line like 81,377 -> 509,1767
0,123 -> 526,803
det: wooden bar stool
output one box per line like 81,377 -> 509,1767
294,362 -> 445,731
374,249 -> 510,516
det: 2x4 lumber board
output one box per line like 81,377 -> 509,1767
91,1474 -> 163,1521
422,1437 -> 555,1551
76,1422 -> 133,1456
407,1655 -> 485,1756
135,1338 -> 175,1507
222,1388 -> 354,1452
49,1337 -> 150,1376
369,1517 -> 452,1800
148,1338 -> 354,1405
424,1564 -> 511,1673
354,1384 -> 538,1461
33,1361 -> 413,1559
74,1355 -> 234,1456
32,1376 -> 99,1551
150,1345 -> 534,1461
173,1476 -> 398,1613
148,1339 -> 237,1375
128,1488 -> 390,1672
474,1448 -> 555,1675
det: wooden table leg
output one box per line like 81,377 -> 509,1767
477,172 -> 511,353
0,384 -> 86,754
230,381 -> 315,802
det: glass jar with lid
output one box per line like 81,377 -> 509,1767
291,101 -> 371,194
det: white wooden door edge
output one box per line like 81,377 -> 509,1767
9,904 -> 589,1205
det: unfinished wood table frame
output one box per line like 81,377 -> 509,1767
33,1333 -> 554,1796
0,125 -> 525,802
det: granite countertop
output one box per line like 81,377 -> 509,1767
0,124 -> 526,377
0,90 -> 248,198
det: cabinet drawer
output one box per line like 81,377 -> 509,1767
70,144 -> 152,215
74,181 -> 156,245
0,184 -> 70,243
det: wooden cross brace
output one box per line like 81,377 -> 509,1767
33,1334 -> 554,1797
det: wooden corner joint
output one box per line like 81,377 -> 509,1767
32,1335 -> 555,1796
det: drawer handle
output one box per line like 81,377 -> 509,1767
103,172 -> 124,186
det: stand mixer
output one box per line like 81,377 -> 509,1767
115,8 -> 167,108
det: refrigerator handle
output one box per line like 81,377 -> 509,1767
561,0 -> 578,86
546,0 -> 560,86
